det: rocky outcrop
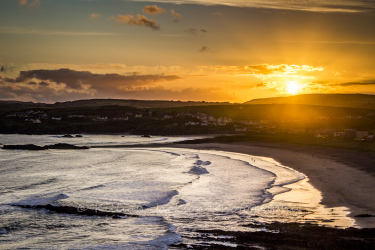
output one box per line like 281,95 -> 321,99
2,144 -> 46,150
2,143 -> 89,150
13,204 -> 138,218
44,143 -> 89,150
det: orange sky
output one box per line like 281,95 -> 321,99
1,0 -> 374,103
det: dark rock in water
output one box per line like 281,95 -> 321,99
354,214 -> 375,217
2,144 -> 46,150
44,143 -> 90,150
62,134 -> 74,138
13,204 -> 138,218
75,134 -> 83,138
2,143 -> 89,150
142,135 -> 151,138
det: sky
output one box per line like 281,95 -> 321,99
0,0 -> 375,103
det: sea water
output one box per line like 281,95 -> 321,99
0,134 -> 352,249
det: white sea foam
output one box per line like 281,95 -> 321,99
13,193 -> 69,206
0,135 -> 335,249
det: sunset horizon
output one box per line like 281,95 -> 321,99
1,0 -> 375,103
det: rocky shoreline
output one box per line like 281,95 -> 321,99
172,222 -> 375,249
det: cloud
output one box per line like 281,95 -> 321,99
333,81 -> 375,87
19,0 -> 28,6
89,13 -> 101,20
215,64 -> 324,75
185,28 -> 207,35
307,80 -> 375,88
115,14 -> 160,30
198,46 -> 213,52
28,0 -> 41,8
128,0 -> 375,13
4,68 -> 181,90
18,0 -> 41,8
38,81 -> 49,87
143,5 -> 166,15
26,63 -> 188,75
170,9 -> 181,22
0,68 -> 235,102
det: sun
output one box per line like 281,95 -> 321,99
287,81 -> 299,94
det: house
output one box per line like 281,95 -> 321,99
235,128 -> 247,132
26,119 -> 41,124
356,131 -> 369,140
52,117 -> 62,121
185,121 -> 199,126
135,114 -> 142,118
164,115 -> 174,119
333,132 -> 345,138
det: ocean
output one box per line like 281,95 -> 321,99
0,134 -> 353,249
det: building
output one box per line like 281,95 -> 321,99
355,131 -> 369,140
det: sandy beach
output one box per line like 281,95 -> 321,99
164,141 -> 375,228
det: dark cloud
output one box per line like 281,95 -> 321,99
0,69 -> 233,102
39,81 -> 49,87
311,80 -> 375,87
199,46 -> 213,52
334,81 -> 375,87
5,68 -> 181,91
185,28 -> 207,35
143,5 -> 166,15
116,14 -> 160,30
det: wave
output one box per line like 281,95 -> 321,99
15,178 -> 58,191
80,184 -> 105,191
143,190 -> 179,209
12,193 -> 69,206
129,218 -> 182,249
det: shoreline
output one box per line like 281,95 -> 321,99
166,141 -> 375,228
92,141 -> 375,228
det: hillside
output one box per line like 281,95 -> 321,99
53,99 -> 232,109
245,94 -> 375,109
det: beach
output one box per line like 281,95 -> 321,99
165,141 -> 375,229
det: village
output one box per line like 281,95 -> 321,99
3,108 -> 374,141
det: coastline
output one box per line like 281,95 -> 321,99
165,141 -> 375,229
2,137 -> 375,248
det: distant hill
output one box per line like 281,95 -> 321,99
53,99 -> 232,109
245,94 -> 375,109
